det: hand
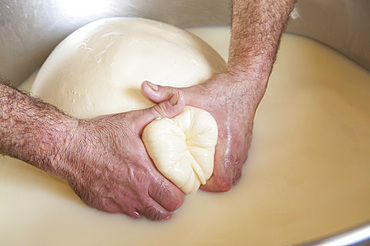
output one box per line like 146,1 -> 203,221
141,71 -> 267,192
58,93 -> 185,220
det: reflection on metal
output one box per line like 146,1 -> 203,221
0,0 -> 231,86
296,221 -> 370,246
55,0 -> 113,19
0,0 -> 369,86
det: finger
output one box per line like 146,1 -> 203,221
141,80 -> 208,109
132,90 -> 185,132
100,197 -> 122,214
148,177 -> 184,212
200,143 -> 235,192
140,200 -> 173,221
141,81 -> 180,103
201,160 -> 234,192
103,185 -> 166,220
93,197 -> 142,219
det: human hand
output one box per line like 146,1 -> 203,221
58,93 -> 185,220
141,71 -> 267,192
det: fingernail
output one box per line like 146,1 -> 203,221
146,81 -> 158,91
170,92 -> 179,106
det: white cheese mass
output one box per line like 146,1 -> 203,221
30,17 -> 226,193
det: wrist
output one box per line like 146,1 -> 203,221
0,82 -> 80,179
226,63 -> 269,104
43,115 -> 80,180
19,110 -> 80,180
56,118 -> 102,185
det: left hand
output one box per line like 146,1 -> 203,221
141,71 -> 266,192
58,93 -> 186,220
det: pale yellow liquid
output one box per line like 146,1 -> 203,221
1,27 -> 370,246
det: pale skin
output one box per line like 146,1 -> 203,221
0,0 -> 296,220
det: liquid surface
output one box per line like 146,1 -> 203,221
1,27 -> 370,246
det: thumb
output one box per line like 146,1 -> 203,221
141,81 -> 182,104
133,91 -> 185,132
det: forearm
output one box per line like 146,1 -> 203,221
228,0 -> 296,86
0,81 -> 78,179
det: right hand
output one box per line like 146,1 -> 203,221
58,93 -> 185,220
141,71 -> 267,192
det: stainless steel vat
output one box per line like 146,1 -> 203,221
0,0 -> 369,245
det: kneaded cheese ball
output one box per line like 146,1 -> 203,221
30,17 -> 225,193
142,106 -> 218,194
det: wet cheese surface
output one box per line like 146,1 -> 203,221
142,106 -> 218,194
30,18 -> 226,118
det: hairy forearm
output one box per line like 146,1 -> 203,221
0,81 -> 78,178
228,0 -> 296,79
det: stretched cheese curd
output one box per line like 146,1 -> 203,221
142,106 -> 218,194
30,17 -> 225,192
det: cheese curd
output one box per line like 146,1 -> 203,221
142,106 -> 218,194
30,17 -> 226,118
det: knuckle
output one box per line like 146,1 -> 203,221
215,177 -> 233,192
233,169 -> 242,185
167,197 -> 183,212
232,159 -> 244,185
143,205 -> 170,221
149,179 -> 184,212
152,104 -> 167,118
